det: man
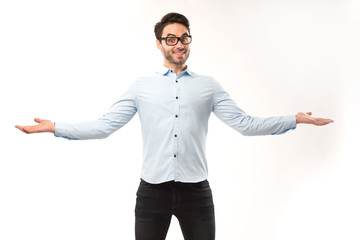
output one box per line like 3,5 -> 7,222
16,13 -> 333,240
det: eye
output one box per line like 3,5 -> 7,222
182,36 -> 190,43
181,36 -> 191,44
167,37 -> 177,44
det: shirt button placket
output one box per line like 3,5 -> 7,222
174,75 -> 181,180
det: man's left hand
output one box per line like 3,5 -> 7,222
296,112 -> 334,126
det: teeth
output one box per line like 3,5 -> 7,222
173,50 -> 185,54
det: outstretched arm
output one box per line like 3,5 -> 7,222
15,80 -> 138,139
211,78 -> 333,135
296,112 -> 333,126
15,98 -> 137,140
15,118 -> 55,134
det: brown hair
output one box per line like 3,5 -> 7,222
154,12 -> 190,40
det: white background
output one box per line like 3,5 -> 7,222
1,0 -> 359,239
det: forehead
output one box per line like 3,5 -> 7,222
162,23 -> 189,37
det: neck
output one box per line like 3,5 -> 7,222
164,63 -> 187,75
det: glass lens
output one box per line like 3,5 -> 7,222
181,36 -> 191,45
166,37 -> 178,46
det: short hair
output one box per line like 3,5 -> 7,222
154,12 -> 190,40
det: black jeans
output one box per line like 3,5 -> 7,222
135,179 -> 215,240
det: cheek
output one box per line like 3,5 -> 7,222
185,47 -> 190,54
160,45 -> 170,52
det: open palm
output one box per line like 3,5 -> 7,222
15,118 -> 55,134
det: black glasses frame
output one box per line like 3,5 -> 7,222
160,35 -> 192,46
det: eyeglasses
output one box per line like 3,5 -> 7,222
160,35 -> 192,46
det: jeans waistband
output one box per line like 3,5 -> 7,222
140,178 -> 209,189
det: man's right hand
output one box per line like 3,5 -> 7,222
15,118 -> 55,134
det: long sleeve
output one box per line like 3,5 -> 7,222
211,79 -> 296,136
55,83 -> 138,140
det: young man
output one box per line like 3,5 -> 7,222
16,13 -> 333,240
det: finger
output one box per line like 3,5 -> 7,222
22,126 -> 37,134
15,125 -> 29,134
315,118 -> 334,126
15,125 -> 24,132
306,112 -> 312,116
324,119 -> 334,124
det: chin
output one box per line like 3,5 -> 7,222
175,57 -> 188,65
170,59 -> 184,65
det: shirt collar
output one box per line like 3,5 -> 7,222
157,65 -> 193,77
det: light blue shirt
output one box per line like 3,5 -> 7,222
55,66 -> 296,184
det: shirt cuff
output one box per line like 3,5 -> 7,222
54,122 -> 78,140
279,115 -> 297,134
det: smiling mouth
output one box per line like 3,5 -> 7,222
173,50 -> 185,56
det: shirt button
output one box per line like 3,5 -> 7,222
175,80 -> 178,83
174,134 -> 177,137
176,96 -> 178,99
174,154 -> 177,158
175,115 -> 178,118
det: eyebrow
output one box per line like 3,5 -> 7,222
166,33 -> 189,37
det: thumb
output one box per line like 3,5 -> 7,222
34,118 -> 42,123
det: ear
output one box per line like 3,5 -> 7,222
156,39 -> 162,50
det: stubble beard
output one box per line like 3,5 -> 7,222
164,48 -> 190,66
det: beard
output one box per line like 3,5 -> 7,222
163,47 -> 190,66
